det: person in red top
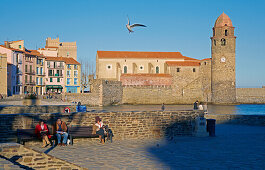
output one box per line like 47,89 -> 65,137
35,121 -> 51,148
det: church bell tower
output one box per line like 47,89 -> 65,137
211,12 -> 236,104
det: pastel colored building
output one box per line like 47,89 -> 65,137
0,45 -> 24,95
45,57 -> 65,93
0,53 -> 7,97
64,58 -> 81,93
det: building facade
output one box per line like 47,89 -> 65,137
0,53 -> 7,97
64,58 -> 81,93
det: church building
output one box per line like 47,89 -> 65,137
96,13 -> 236,104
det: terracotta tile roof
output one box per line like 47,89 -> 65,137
97,51 -> 198,60
121,73 -> 172,77
166,61 -> 200,66
201,58 -> 211,61
0,45 -> 24,52
25,49 -> 43,56
45,56 -> 80,65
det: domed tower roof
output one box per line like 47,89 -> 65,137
214,12 -> 233,27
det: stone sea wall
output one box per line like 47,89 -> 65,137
0,143 -> 86,170
236,88 -> 265,104
0,111 -> 200,142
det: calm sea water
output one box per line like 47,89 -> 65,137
98,104 -> 265,115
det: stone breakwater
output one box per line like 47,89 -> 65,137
0,143 -> 86,170
0,111 -> 200,142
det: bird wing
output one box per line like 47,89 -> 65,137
127,16 -> 130,25
130,24 -> 146,28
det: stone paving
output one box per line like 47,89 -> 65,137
29,124 -> 265,169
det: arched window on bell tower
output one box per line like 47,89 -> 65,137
225,30 -> 228,36
124,66 -> 127,73
221,38 -> 226,46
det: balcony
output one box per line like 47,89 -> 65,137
37,62 -> 44,66
36,82 -> 45,86
48,73 -> 63,77
37,72 -> 46,76
25,70 -> 35,75
25,81 -> 35,85
55,65 -> 64,69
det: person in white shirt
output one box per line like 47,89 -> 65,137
198,102 -> 204,111
95,116 -> 105,144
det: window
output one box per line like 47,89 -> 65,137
74,65 -> 78,70
221,38 -> 226,46
40,78 -> 43,85
74,78 -> 78,85
50,78 -> 53,82
36,77 -> 39,84
60,62 -> 63,68
47,62 -> 50,68
177,68 -> 180,72
19,45 -> 21,49
57,78 -> 60,82
74,71 -> 78,77
36,67 -> 39,74
67,70 -> 71,77
48,70 -> 53,76
214,39 -> 216,46
225,30 -> 228,36
67,52 -> 69,57
193,68 -> 196,72
67,65 -> 71,69
139,66 -> 144,70
30,76 -> 32,83
30,65 -> 32,73
156,66 -> 159,73
25,65 -> 27,72
40,67 -> 43,75
54,62 -> 56,68
124,66 -> 127,73
67,78 -> 70,85
107,65 -> 112,69
25,75 -> 28,83
204,62 -> 207,65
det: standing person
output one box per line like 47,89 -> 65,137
193,100 -> 199,110
35,121 -> 51,148
55,119 -> 68,146
161,103 -> 165,111
95,116 -> 105,144
198,102 -> 204,111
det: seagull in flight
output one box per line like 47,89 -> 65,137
126,17 -> 146,33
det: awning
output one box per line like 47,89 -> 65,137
46,85 -> 63,89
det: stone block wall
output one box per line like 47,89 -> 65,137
236,88 -> 265,104
0,111 -> 200,142
0,143 -> 85,169
65,79 -> 122,106
120,74 -> 172,86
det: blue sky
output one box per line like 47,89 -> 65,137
0,0 -> 264,87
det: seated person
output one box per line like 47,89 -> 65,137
35,121 -> 51,148
95,116 -> 105,144
55,118 -> 68,146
